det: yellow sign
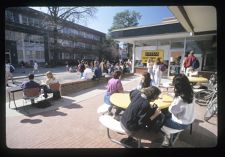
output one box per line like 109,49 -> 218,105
142,50 -> 164,63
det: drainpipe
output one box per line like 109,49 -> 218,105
132,41 -> 135,73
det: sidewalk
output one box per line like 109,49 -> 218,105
12,66 -> 67,79
5,75 -> 217,148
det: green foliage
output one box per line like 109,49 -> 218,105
109,10 -> 141,32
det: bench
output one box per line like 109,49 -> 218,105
98,115 -> 142,148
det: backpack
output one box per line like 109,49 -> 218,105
192,59 -> 200,69
10,65 -> 15,73
159,64 -> 166,72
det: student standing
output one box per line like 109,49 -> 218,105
5,60 -> 15,86
147,58 -> 154,81
153,58 -> 163,87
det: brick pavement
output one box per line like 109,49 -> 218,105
5,75 -> 217,149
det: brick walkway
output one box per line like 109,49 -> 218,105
5,75 -> 217,148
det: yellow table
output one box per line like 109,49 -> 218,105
169,76 -> 208,84
110,92 -> 173,110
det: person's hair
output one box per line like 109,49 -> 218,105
147,58 -> 152,63
113,70 -> 122,79
141,86 -> 161,101
156,58 -> 161,65
28,73 -> 34,80
46,71 -> 55,80
172,74 -> 193,103
142,72 -> 151,88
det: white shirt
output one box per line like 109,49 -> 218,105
82,68 -> 93,80
169,96 -> 195,125
34,63 -> 38,69
5,63 -> 10,72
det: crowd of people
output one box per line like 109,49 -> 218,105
103,69 -> 195,147
6,50 -> 198,147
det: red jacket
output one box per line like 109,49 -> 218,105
184,55 -> 196,68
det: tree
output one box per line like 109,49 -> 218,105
108,10 -> 141,32
42,7 -> 97,65
108,10 -> 141,59
98,35 -> 119,61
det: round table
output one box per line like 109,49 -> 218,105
169,76 -> 208,84
110,92 -> 173,110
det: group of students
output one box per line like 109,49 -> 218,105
103,70 -> 195,147
20,71 -> 61,104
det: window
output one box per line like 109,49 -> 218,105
171,39 -> 184,49
22,15 -> 28,25
5,10 -> 14,22
186,35 -> 217,71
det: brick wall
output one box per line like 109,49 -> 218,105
60,73 -> 134,96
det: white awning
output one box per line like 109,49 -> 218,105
168,6 -> 217,34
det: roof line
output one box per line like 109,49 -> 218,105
111,21 -> 179,32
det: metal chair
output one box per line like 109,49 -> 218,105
49,82 -> 60,91
49,82 -> 61,99
23,87 -> 41,113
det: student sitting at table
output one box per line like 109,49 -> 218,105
120,86 -> 163,146
21,73 -> 41,104
137,72 -> 152,90
104,70 -> 124,118
42,71 -> 61,99
161,74 -> 195,147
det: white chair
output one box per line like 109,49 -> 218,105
99,115 -> 142,148
161,124 -> 193,146
97,103 -> 110,114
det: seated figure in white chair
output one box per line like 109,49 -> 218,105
42,71 -> 61,99
161,74 -> 195,147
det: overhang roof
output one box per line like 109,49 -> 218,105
168,6 -> 217,35
111,22 -> 188,44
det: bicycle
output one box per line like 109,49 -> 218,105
194,73 -> 217,106
204,91 -> 217,121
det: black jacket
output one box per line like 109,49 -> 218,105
121,89 -> 156,131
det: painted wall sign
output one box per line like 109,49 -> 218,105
141,50 -> 164,63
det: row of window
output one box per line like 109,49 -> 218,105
5,30 -> 98,50
51,38 -> 97,49
5,10 -> 101,41
5,30 -> 44,44
58,52 -> 96,60
17,50 -> 45,62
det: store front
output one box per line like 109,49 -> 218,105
111,6 -> 217,77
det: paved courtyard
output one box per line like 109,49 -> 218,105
5,74 -> 218,150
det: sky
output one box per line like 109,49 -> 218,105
30,6 -> 174,34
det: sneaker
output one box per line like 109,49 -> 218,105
161,134 -> 171,147
120,137 -> 138,147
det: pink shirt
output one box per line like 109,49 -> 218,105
106,78 -> 123,95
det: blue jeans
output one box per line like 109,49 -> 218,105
104,93 -> 111,105
163,118 -> 190,130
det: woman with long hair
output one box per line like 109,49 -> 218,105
161,74 -> 195,147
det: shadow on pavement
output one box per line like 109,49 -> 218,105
175,119 -> 217,147
20,118 -> 42,124
14,97 -> 81,117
